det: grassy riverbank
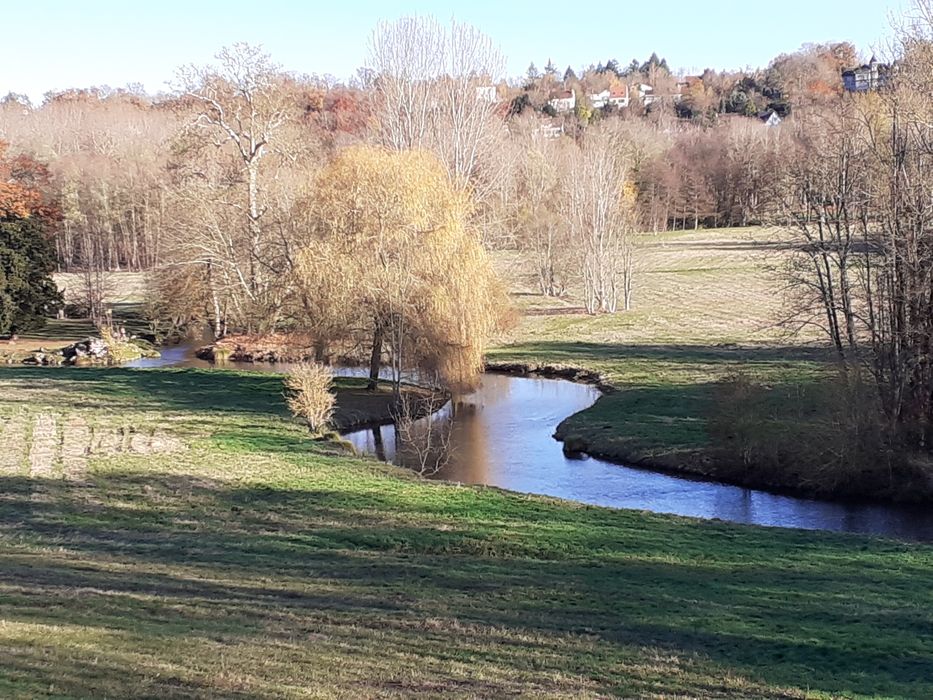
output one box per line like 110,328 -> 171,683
0,365 -> 930,698
489,227 -> 933,501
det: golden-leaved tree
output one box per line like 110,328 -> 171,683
297,146 -> 505,392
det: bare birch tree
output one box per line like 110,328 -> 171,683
368,16 -> 506,194
565,126 -> 636,314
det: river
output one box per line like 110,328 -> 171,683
126,347 -> 933,541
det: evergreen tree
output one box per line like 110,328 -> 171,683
605,59 -> 621,76
563,66 -> 578,82
526,62 -> 541,85
641,52 -> 662,73
0,216 -> 62,335
544,59 -> 558,76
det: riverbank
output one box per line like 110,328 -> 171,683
331,377 -> 447,432
488,227 -> 933,504
0,365 -> 930,698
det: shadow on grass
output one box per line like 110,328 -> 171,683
492,340 -> 833,370
0,366 -> 290,416
0,470 -> 930,697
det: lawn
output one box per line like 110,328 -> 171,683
0,365 -> 930,698
488,227 -> 848,485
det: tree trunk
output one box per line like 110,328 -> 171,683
367,320 -> 384,391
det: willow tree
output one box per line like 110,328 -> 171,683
302,146 -> 505,391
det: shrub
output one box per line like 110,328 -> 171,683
284,363 -> 335,435
707,369 -> 904,497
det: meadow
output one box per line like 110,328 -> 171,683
0,366 -> 930,698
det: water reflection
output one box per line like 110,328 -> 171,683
126,345 -> 933,541
346,373 -> 933,542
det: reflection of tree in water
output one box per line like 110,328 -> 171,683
371,426 -> 387,463
433,399 -> 494,485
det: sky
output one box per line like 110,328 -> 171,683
0,0 -> 905,103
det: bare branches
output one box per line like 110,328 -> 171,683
367,17 -> 505,192
564,124 -> 636,314
391,386 -> 453,477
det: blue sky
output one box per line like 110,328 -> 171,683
2,0 -> 903,102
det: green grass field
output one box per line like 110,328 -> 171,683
0,366 -> 930,698
488,228 -> 866,489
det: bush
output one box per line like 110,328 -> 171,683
284,363 -> 335,435
707,370 -> 905,498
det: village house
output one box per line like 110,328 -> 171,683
760,110 -> 782,127
842,57 -> 890,92
548,89 -> 576,113
589,86 -> 630,109
475,85 -> 498,103
633,83 -> 655,104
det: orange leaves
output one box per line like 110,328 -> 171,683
0,140 -> 54,220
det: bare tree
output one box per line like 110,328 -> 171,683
565,125 -> 636,313
168,44 -> 308,335
776,0 -> 933,448
368,16 -> 506,194
392,386 -> 453,476
509,121 -> 569,296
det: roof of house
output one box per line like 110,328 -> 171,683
842,57 -> 891,76
549,90 -> 574,100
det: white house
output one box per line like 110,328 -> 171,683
761,111 -> 782,128
842,57 -> 890,93
589,86 -> 630,109
475,86 -> 498,103
548,89 -> 576,113
536,120 -> 565,139
633,83 -> 656,104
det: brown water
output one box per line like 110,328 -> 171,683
128,346 -> 933,541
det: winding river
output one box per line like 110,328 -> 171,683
129,347 -> 933,541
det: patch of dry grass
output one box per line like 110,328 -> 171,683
496,227 -> 811,349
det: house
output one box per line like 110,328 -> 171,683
760,110 -> 782,127
633,83 -> 655,104
536,120 -> 565,139
475,86 -> 498,103
548,89 -> 576,113
674,75 -> 703,104
677,75 -> 703,92
842,57 -> 890,92
589,86 -> 630,109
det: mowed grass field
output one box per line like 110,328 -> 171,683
1,273 -> 149,358
0,366 -> 930,698
489,227 -> 832,472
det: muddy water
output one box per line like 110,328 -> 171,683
129,347 -> 933,540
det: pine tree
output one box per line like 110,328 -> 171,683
526,62 -> 541,84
